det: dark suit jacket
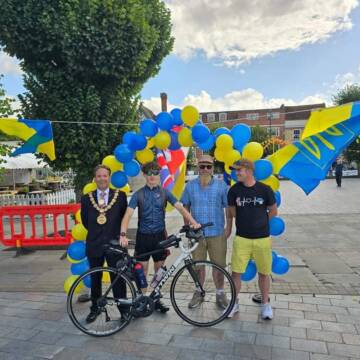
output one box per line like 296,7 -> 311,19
81,189 -> 127,258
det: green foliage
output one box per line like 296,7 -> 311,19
251,125 -> 271,144
0,0 -> 173,193
332,84 -> 360,164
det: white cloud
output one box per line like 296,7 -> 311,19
0,51 -> 22,76
329,65 -> 360,92
142,88 -> 326,114
166,0 -> 358,66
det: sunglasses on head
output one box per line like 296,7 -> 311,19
199,164 -> 213,170
145,170 -> 160,176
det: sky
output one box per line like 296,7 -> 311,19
2,0 -> 360,114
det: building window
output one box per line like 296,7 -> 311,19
293,129 -> 301,140
267,127 -> 280,136
246,113 -> 259,121
219,112 -> 227,122
267,112 -> 280,120
206,113 -> 216,122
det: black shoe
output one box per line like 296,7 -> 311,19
252,293 -> 270,304
86,309 -> 99,323
155,300 -> 169,313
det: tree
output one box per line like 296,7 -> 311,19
0,0 -> 173,194
332,84 -> 360,164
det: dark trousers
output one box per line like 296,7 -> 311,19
335,172 -> 342,187
88,253 -> 127,311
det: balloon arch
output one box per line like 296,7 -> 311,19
64,105 -> 290,293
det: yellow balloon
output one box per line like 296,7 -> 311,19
120,183 -> 131,195
224,164 -> 231,174
102,271 -> 111,283
181,106 -> 199,127
75,209 -> 82,223
178,127 -> 193,147
102,155 -> 123,172
154,131 -> 171,150
261,175 -> 280,192
64,275 -> 83,294
242,142 -> 264,161
67,254 -> 82,264
136,148 -> 154,164
216,134 -> 233,150
146,137 -> 154,149
214,147 -> 226,162
71,223 -> 88,241
224,149 -> 241,166
83,182 -> 97,194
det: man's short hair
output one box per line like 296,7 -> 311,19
233,159 -> 255,172
94,164 -> 111,176
141,161 -> 161,173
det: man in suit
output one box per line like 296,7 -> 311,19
81,164 -> 128,323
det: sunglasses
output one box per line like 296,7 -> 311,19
145,170 -> 160,176
199,165 -> 213,170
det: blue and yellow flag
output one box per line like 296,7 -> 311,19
0,118 -> 56,160
268,102 -> 360,194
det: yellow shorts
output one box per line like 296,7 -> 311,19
231,236 -> 272,275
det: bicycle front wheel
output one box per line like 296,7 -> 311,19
170,260 -> 236,327
67,267 -> 136,337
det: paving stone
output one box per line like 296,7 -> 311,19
327,342 -> 360,358
214,355 -> 252,360
53,348 -> 89,360
200,339 -> 234,354
0,339 -> 64,359
255,334 -> 290,349
335,314 -> 360,325
330,298 -> 360,307
168,335 -> 204,350
55,334 -> 89,348
190,327 -> 224,340
272,348 -> 310,360
343,334 -> 360,345
305,312 -> 337,322
275,309 -> 305,319
321,322 -> 357,334
240,322 -> 273,334
223,330 -> 256,344
0,316 -> 40,330
291,338 -> 328,354
233,344 -> 272,359
3,327 -> 40,341
29,330 -> 65,345
273,325 -> 306,339
307,329 -> 343,343
303,297 -> 331,306
318,306 -> 349,315
137,332 -> 172,346
290,302 -> 318,312
178,349 -> 216,360
348,308 -> 360,316
310,354 -> 350,360
275,295 -> 304,303
142,344 -> 180,360
290,318 -> 322,330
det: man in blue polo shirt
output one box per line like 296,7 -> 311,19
120,161 -> 200,312
181,155 -> 231,309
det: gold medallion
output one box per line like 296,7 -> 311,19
97,213 -> 107,225
98,198 -> 105,207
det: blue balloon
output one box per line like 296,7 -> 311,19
83,275 -> 91,288
198,134 -> 215,151
274,191 -> 281,208
111,171 -> 128,188
168,131 -> 181,150
131,134 -> 147,151
114,144 -> 134,163
71,259 -> 89,275
68,241 -> 86,261
272,256 -> 290,275
254,159 -> 273,180
124,160 -> 140,177
122,131 -> 137,149
192,125 -> 211,144
140,119 -> 158,137
269,217 -> 285,236
156,112 -> 173,131
241,259 -> 257,281
170,108 -> 183,126
272,250 -> 278,263
231,124 -> 251,150
214,127 -> 231,138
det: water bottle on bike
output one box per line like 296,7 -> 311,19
133,263 -> 148,288
150,266 -> 167,288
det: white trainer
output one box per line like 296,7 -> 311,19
226,302 -> 239,318
261,303 -> 273,320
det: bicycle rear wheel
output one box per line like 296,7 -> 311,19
170,260 -> 236,327
67,267 -> 136,337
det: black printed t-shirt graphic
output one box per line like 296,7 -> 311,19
228,181 -> 276,239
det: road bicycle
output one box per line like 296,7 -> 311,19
67,223 -> 236,337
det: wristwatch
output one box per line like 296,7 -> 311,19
120,232 -> 126,237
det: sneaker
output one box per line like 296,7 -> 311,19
261,303 -> 273,320
86,308 -> 99,323
226,302 -> 239,318
155,300 -> 169,313
216,292 -> 229,309
188,291 -> 204,308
